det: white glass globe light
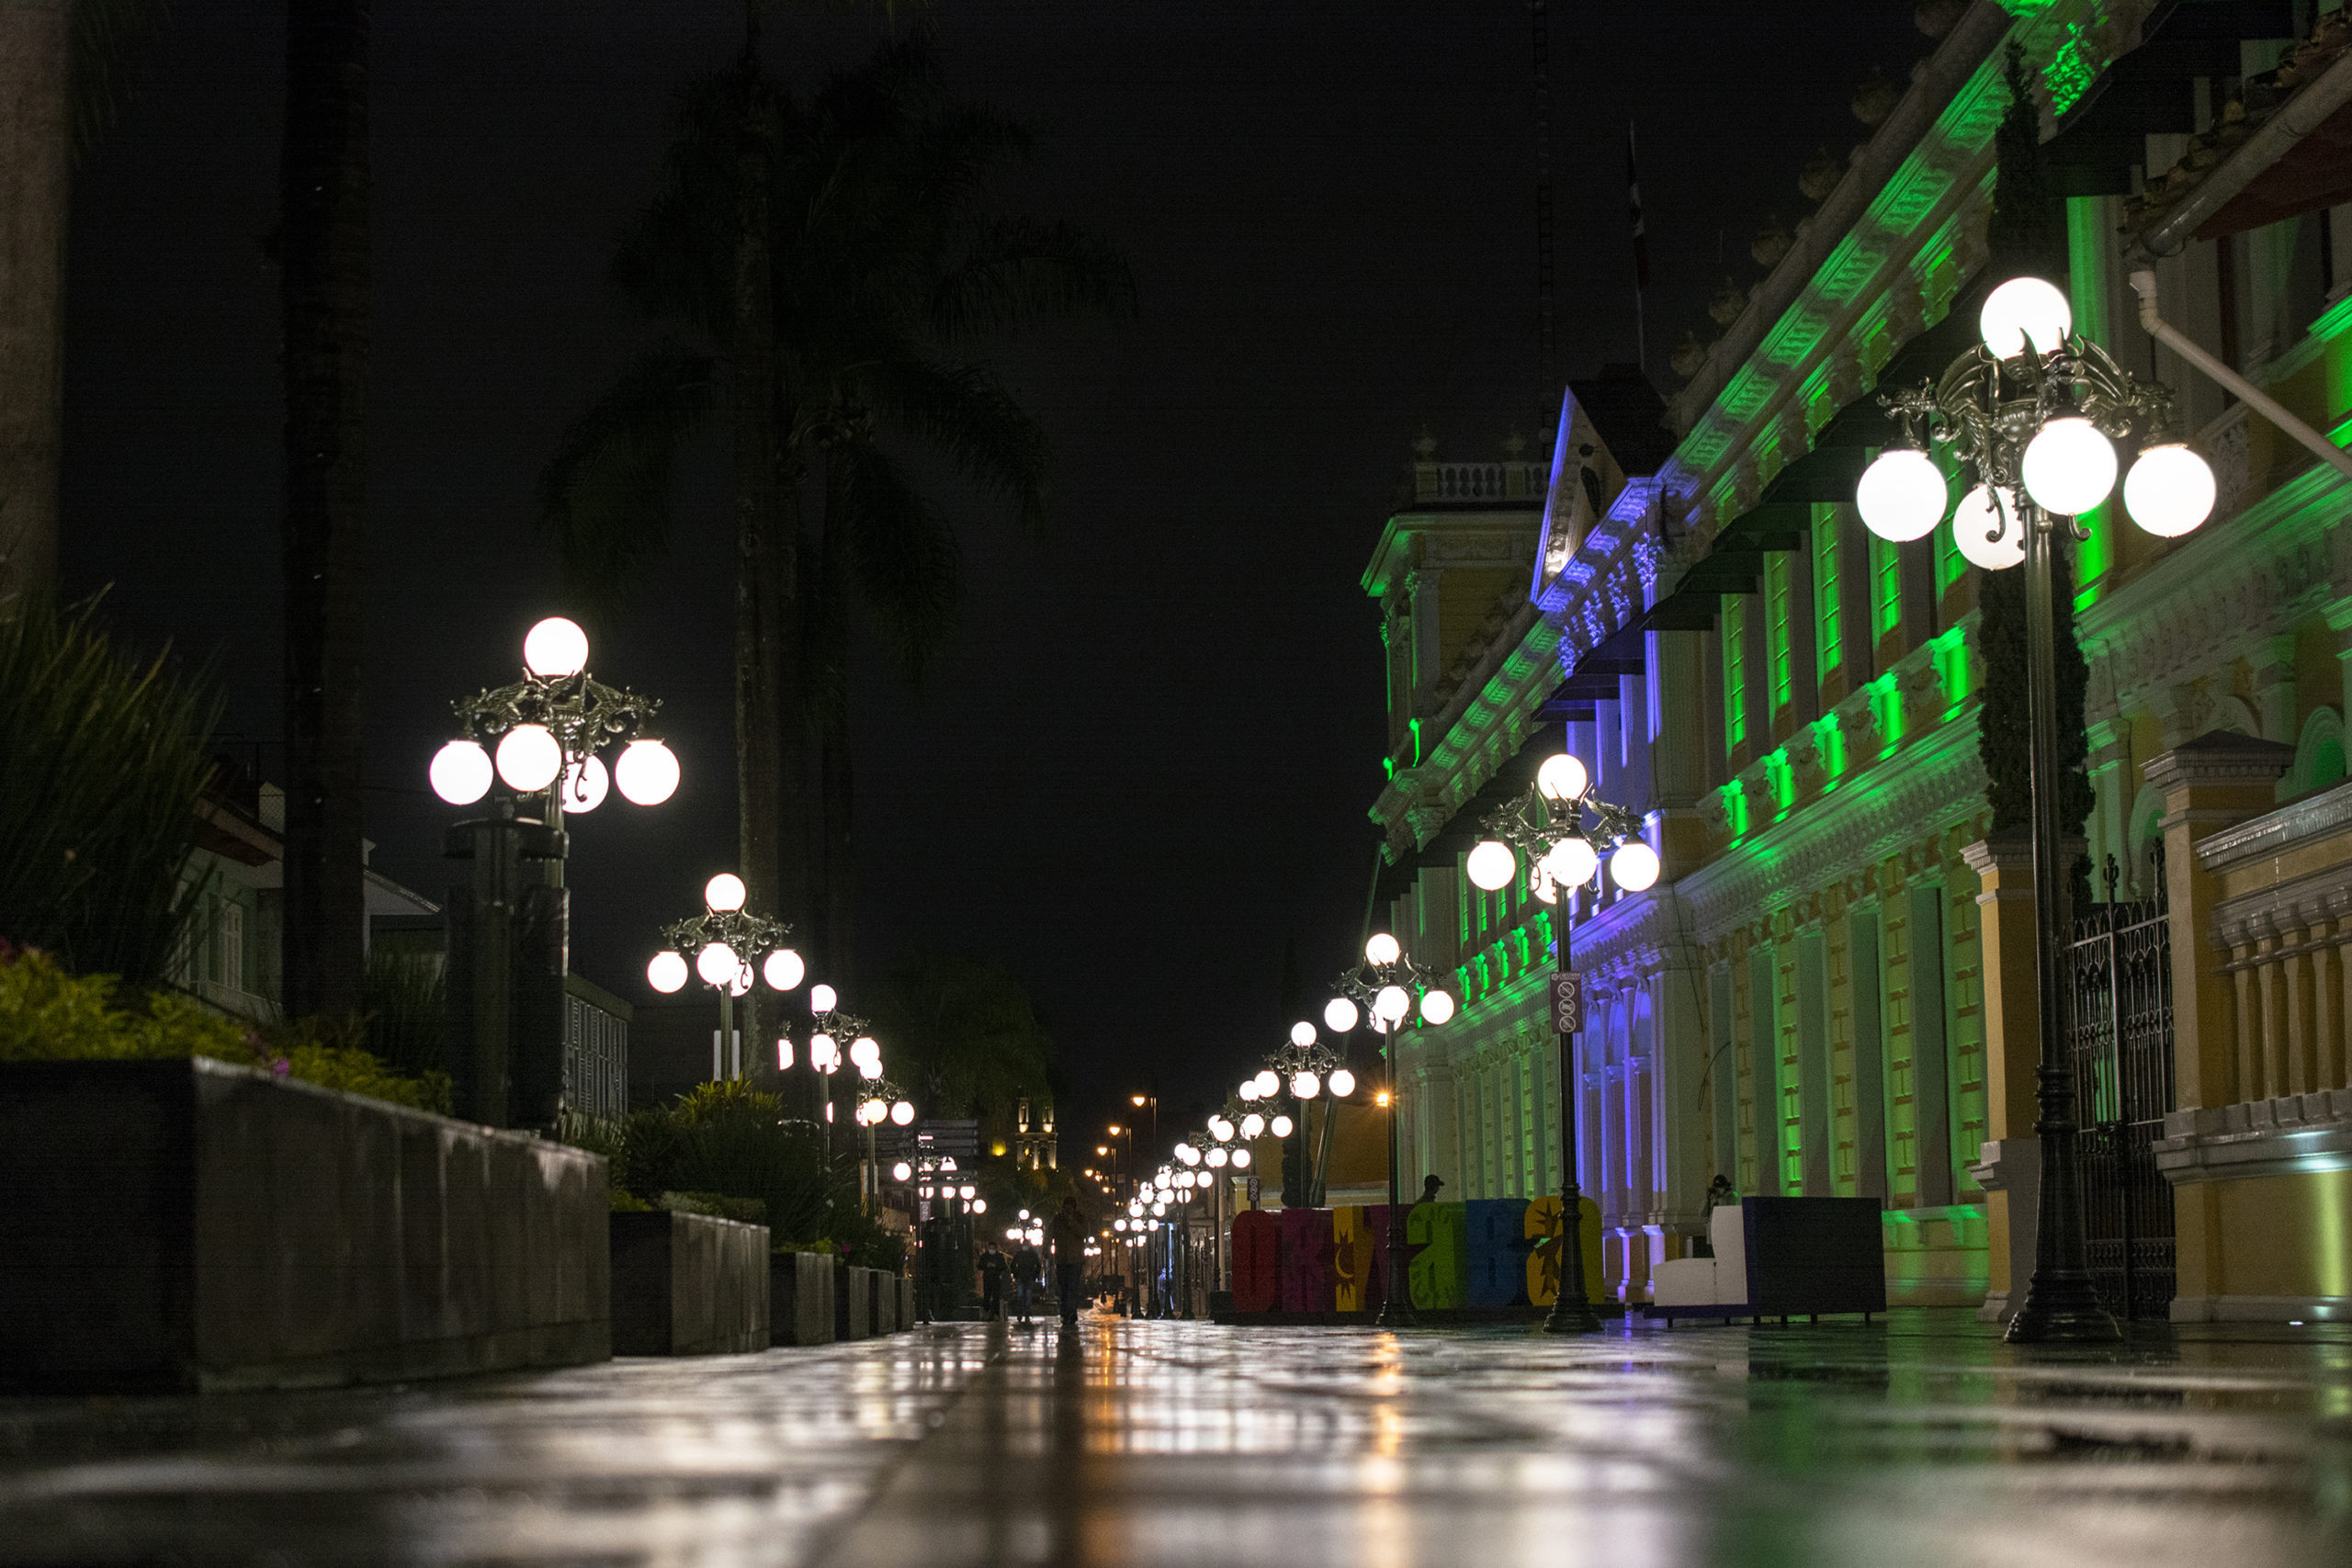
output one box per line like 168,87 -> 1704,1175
695,942 -> 740,987
1240,1113 -> 1265,1139
1323,997 -> 1361,1033
1856,448 -> 1949,541
1232,1147 -> 1252,1168
1419,989 -> 1456,1025
556,753 -> 608,814
1364,933 -> 1402,966
1253,1069 -> 1279,1097
727,967 -> 751,998
703,872 -> 746,912
1536,753 -> 1589,802
1949,484 -> 2026,571
1531,871 -> 1558,905
1610,840 -> 1663,892
522,616 -> 591,679
963,1187 -> 978,1201
1114,1218 -> 1127,1232
1151,1201 -> 1167,1217
858,1059 -> 882,1080
892,1161 -> 912,1182
1177,1143 -> 1201,1165
775,1036 -> 793,1070
808,1032 -> 837,1071
429,739 -> 493,805
2020,417 -> 2119,516
1270,1114 -> 1295,1138
1289,1021 -> 1317,1047
809,983 -> 838,1014
763,948 -> 805,991
1374,984 -> 1411,1021
1979,276 -> 2072,360
1292,1070 -> 1321,1100
493,725 -> 562,793
1206,1145 -> 1230,1168
612,739 -> 680,806
861,1097 -> 887,1124
1329,1068 -> 1357,1098
970,1198 -> 987,1214
647,950 -> 688,994
1238,1080 -> 1261,1101
850,1036 -> 880,1070
1466,840 -> 1517,891
892,1100 -> 914,1125
1545,836 -> 1600,888
1208,1116 -> 1235,1142
2122,444 -> 2217,537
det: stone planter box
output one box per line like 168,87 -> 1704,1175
899,1275 -> 916,1326
0,1058 -> 610,1394
770,1250 -> 835,1346
609,1210 -> 770,1356
835,1263 -> 872,1341
873,1269 -> 898,1334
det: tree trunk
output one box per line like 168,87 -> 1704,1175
0,0 -> 69,604
279,0 -> 370,1020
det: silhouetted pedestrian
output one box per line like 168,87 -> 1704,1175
978,1241 -> 1009,1320
1049,1197 -> 1088,1329
1012,1238 -> 1044,1325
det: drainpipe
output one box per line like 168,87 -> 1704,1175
2128,270 -> 2352,486
2127,51 -> 2352,266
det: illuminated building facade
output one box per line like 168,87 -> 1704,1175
1373,0 -> 2352,1323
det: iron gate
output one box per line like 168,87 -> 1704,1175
2064,848 -> 2177,1320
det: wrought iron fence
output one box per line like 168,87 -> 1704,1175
2065,845 -> 2177,1320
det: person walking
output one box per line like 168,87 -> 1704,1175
978,1240 -> 1010,1321
1011,1236 -> 1044,1326
1049,1196 -> 1088,1330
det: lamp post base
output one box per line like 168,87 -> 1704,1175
2005,1273 -> 2123,1344
1542,1296 -> 1603,1335
1374,1298 -> 1418,1328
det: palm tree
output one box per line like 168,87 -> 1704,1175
542,33 -> 1128,991
279,0 -> 371,1019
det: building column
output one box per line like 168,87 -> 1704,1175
2143,731 -> 2295,1315
1961,832 -> 2038,1324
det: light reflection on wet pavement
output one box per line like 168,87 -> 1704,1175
0,1311 -> 2346,1565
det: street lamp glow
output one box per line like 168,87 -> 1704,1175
612,739 -> 680,806
557,753 -> 608,813
1151,1201 -> 1167,1217
1364,932 -> 1402,966
1240,1113 -> 1265,1139
695,942 -> 740,987
1609,840 -> 1662,892
809,1032 -> 839,1071
1288,1021 -> 1317,1046
1238,1080 -> 1261,1101
775,1035 -> 792,1069
1206,1145 -> 1229,1168
1374,984 -> 1410,1021
429,739 -> 493,805
1856,447 -> 1948,541
1329,1068 -> 1357,1098
809,983 -> 838,1013
1292,1070 -> 1320,1100
892,1161 -> 912,1181
1544,835 -> 1600,889
1177,1143 -> 1201,1165
1254,1069 -> 1279,1097
1419,988 -> 1456,1025
892,1100 -> 914,1125
969,1198 -> 985,1213
1466,839 -> 1516,891
522,616 -> 590,679
1535,752 -> 1589,802
850,1036 -> 880,1071
1208,1116 -> 1235,1142
1271,1114 -> 1294,1137
2122,444 -> 2216,536
703,873 -> 746,912
1951,485 -> 2027,570
1979,275 -> 2072,360
858,1058 -> 883,1080
1323,997 -> 1360,1032
2019,416 -> 2118,515
763,948 -> 805,991
1231,1147 -> 1251,1168
861,1097 -> 888,1124
647,950 -> 688,993
494,724 -> 562,793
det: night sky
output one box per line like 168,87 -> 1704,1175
61,1 -> 1926,1154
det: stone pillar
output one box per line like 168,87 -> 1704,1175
1647,941 -> 1711,1257
2143,731 -> 2295,1318
2253,635 -> 2298,745
1649,630 -> 1712,874
1960,831 -> 2039,1323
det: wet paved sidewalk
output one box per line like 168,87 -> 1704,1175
1,1310 -> 2347,1566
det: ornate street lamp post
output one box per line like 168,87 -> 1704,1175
644,872 -> 802,1083
1468,750 -> 1659,1335
427,616 -> 679,1127
1326,937 -> 1453,1329
1853,277 -> 2219,1344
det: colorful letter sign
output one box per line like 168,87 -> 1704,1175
1227,1196 -> 1600,1316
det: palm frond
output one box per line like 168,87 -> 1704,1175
853,356 -> 1051,531
537,343 -> 718,621
929,216 -> 1136,341
828,441 -> 963,683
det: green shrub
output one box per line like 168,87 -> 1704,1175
0,945 -> 449,1113
363,946 -> 446,1082
0,597 -> 221,983
582,1079 -> 843,1242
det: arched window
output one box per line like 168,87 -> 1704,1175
2282,706 -> 2348,802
